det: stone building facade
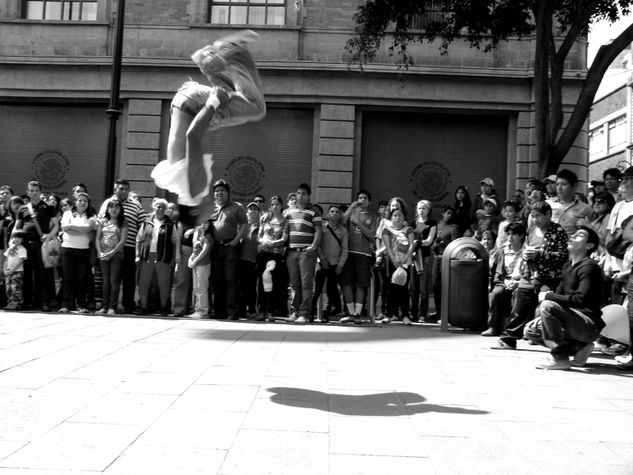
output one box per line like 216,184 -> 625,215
0,0 -> 589,210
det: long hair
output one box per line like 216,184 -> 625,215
105,198 -> 126,228
388,196 -> 409,222
454,186 -> 472,209
72,192 -> 95,218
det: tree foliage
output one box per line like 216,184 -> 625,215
345,0 -> 633,177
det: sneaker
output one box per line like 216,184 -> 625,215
600,342 -> 629,356
616,357 -> 633,370
95,308 -> 107,315
188,312 -> 208,319
491,339 -> 516,350
381,316 -> 391,324
287,313 -> 298,323
58,307 -> 70,314
295,316 -> 307,324
571,343 -> 594,367
535,356 -> 571,371
403,316 -> 412,326
106,308 -> 117,316
76,307 -> 89,314
339,316 -> 354,323
615,353 -> 632,364
481,328 -> 499,337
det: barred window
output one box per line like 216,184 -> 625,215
25,0 -> 97,21
209,0 -> 285,26
408,0 -> 446,30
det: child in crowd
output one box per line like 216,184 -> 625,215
4,230 -> 27,310
495,200 -> 521,250
188,223 -> 212,319
474,198 -> 500,240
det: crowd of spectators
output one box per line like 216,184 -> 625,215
1,165 -> 632,370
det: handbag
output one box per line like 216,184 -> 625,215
41,236 -> 62,268
606,228 -> 630,260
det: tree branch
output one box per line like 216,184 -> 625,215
553,22 -> 633,160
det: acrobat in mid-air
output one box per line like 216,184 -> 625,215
151,30 -> 266,206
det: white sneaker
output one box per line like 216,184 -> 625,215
381,316 -> 391,324
535,356 -> 571,370
295,316 -> 307,324
403,316 -> 412,326
106,308 -> 116,316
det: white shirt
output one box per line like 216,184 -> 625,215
61,210 -> 92,249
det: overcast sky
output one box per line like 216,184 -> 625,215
588,15 -> 632,65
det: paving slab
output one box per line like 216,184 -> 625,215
1,312 -> 632,474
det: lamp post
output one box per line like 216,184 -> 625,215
104,0 -> 126,198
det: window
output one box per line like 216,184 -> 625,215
589,127 -> 606,158
608,115 -> 627,152
25,1 -> 97,21
209,0 -> 285,26
408,0 -> 446,30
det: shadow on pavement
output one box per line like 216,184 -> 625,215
267,387 -> 488,417
192,325 -> 463,343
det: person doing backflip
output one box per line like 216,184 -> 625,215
151,30 -> 266,207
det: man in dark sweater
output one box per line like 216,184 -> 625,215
533,225 -> 605,370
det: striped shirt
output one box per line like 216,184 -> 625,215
286,204 -> 322,249
99,197 -> 146,248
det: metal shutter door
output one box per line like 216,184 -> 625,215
360,111 -> 508,214
0,104 -> 109,199
205,107 -> 314,202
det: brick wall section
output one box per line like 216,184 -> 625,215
317,104 -> 355,207
124,99 -> 162,203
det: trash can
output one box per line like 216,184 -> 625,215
440,237 -> 489,332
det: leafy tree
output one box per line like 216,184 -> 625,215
345,0 -> 633,177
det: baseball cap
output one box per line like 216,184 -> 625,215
247,201 -> 260,210
480,177 -> 494,186
543,175 -> 557,184
213,179 -> 230,192
590,180 -> 605,187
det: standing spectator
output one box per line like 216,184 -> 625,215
136,198 -> 179,316
168,203 -> 193,317
543,175 -> 557,198
314,204 -> 348,322
341,190 -> 377,323
206,179 -> 247,320
14,181 -> 59,311
0,185 -> 13,308
411,200 -> 437,322
95,198 -> 128,316
472,178 -> 498,218
188,223 -> 212,319
373,200 -> 390,319
603,167 -> 622,203
285,183 -> 322,324
3,230 -> 27,310
453,186 -> 472,236
99,179 -> 147,314
381,208 -> 415,324
257,195 -> 289,320
548,169 -> 592,237
431,206 -> 459,320
59,193 -> 98,313
238,202 -> 261,319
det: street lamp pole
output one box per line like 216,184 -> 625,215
104,0 -> 126,198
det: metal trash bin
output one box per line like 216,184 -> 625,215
440,237 -> 489,332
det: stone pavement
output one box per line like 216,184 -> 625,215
0,311 -> 632,475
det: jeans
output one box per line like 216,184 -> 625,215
192,263 -> 210,315
172,245 -> 193,314
411,254 -> 434,318
211,243 -> 240,318
238,259 -> 258,316
23,241 -> 54,308
138,253 -> 172,311
500,287 -> 537,345
286,248 -> 317,318
312,264 -> 342,315
99,256 -> 124,310
538,300 -> 603,358
487,285 -> 514,333
61,247 -> 91,309
122,246 -> 138,312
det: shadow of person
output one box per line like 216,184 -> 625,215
267,387 -> 488,417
